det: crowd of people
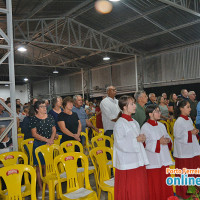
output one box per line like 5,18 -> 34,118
0,86 -> 200,199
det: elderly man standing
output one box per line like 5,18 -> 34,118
180,89 -> 189,100
132,91 -> 148,127
188,91 -> 197,122
100,86 -> 120,138
72,95 -> 99,145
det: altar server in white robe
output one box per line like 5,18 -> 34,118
113,95 -> 149,200
141,104 -> 174,200
174,99 -> 200,199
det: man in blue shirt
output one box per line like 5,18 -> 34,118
72,95 -> 99,145
146,93 -> 157,106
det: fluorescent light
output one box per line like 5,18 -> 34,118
17,46 -> 27,52
109,0 -> 120,1
103,56 -> 110,61
5,84 -> 9,87
0,37 -> 4,40
53,70 -> 59,74
24,78 -> 28,81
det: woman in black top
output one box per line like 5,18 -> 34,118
168,93 -> 177,116
58,96 -> 81,144
21,106 -> 35,139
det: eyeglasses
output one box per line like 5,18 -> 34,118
39,106 -> 46,109
110,89 -> 117,91
153,110 -> 161,114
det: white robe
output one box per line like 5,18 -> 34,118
113,117 -> 149,170
174,117 -> 200,158
141,122 -> 173,169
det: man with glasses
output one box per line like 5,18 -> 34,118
188,91 -> 197,122
100,86 -> 120,139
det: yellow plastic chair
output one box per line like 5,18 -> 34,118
0,151 -> 28,166
0,164 -> 36,200
60,140 -> 83,154
98,129 -> 104,135
18,127 -> 22,134
92,128 -> 105,137
91,135 -> 113,149
89,116 -> 96,128
169,119 -> 176,136
54,152 -> 98,200
54,135 -> 62,145
159,120 -> 171,134
0,152 -> 32,199
60,140 -> 96,188
80,132 -> 92,157
90,147 -> 114,200
21,138 -> 34,167
35,144 -> 60,200
17,133 -> 24,151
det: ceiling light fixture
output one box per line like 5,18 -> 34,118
5,84 -> 9,87
109,0 -> 120,1
53,69 -> 59,74
24,77 -> 28,82
103,56 -> 110,61
17,46 -> 27,52
95,0 -> 113,14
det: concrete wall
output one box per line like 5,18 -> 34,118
0,84 -> 28,104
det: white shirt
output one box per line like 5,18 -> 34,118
113,117 -> 149,170
100,97 -> 120,131
174,116 -> 200,158
141,122 -> 173,169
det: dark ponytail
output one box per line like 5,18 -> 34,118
174,99 -> 189,119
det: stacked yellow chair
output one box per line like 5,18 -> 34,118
54,152 -> 98,200
80,131 -> 92,157
90,147 -> 114,200
17,133 -> 24,151
54,135 -> 62,145
21,138 -> 34,167
91,135 -> 113,149
93,129 -> 105,137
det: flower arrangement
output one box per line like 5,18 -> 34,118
167,196 -> 179,200
186,186 -> 200,200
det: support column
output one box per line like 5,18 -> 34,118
81,68 -> 85,99
135,55 -> 139,92
0,0 -> 18,150
49,76 -> 54,102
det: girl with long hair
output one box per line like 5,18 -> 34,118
113,95 -> 149,200
141,105 -> 174,200
174,100 -> 200,199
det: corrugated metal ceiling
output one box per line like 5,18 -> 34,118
1,0 -> 200,83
